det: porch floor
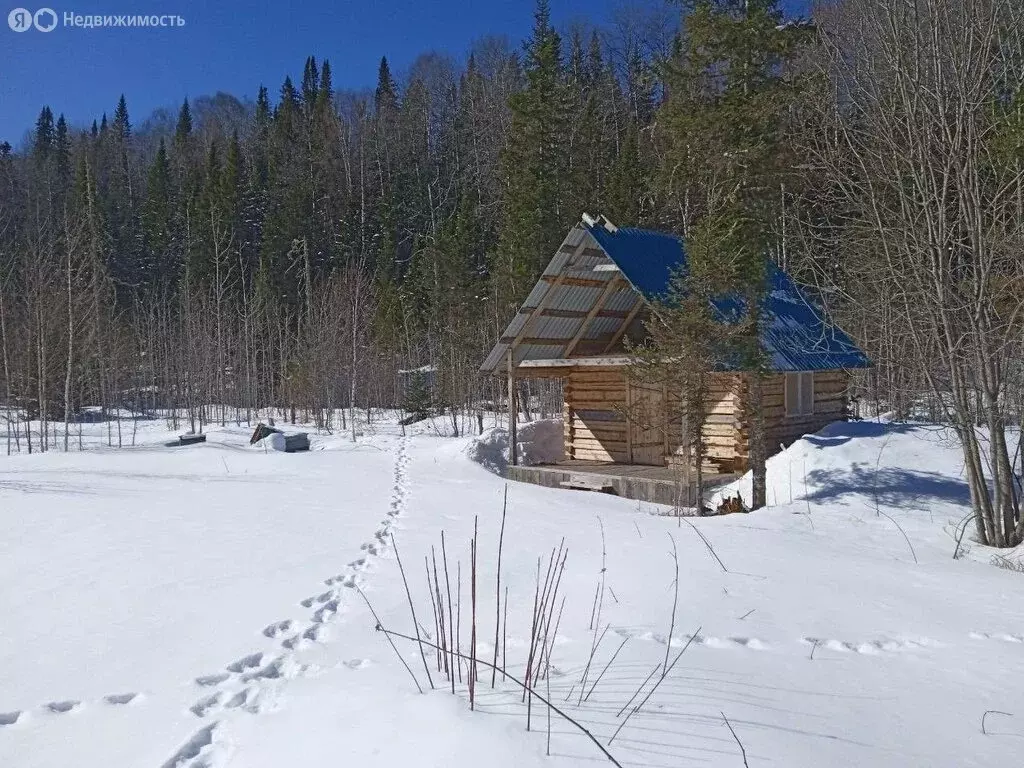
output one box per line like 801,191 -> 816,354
506,460 -> 739,507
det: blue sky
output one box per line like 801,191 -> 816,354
0,0 -> 810,146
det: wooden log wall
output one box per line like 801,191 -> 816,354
665,374 -> 747,475
562,368 -> 850,473
728,370 -> 850,471
563,368 -> 630,463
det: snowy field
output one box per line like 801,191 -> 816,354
1,414 -> 1023,768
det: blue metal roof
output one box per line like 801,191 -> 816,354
585,223 -> 871,372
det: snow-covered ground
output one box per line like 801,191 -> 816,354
1,415 -> 1022,768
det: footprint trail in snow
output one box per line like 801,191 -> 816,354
166,436 -> 411,768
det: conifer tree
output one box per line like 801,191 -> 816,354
54,115 -> 71,183
654,0 -> 812,509
301,56 -> 320,111
112,95 -> 131,141
33,107 -> 55,159
175,99 -> 193,144
495,0 -> 571,308
142,139 -> 174,287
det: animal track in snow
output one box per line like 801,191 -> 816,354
325,572 -> 359,587
226,653 -> 266,674
282,624 -> 329,650
701,635 -> 770,650
160,723 -> 219,768
46,700 -> 80,713
970,631 -> 1023,643
190,688 -> 268,718
614,628 -> 769,650
0,692 -> 141,726
801,636 -> 938,654
0,711 -> 22,726
343,658 -> 371,670
190,694 -> 224,718
195,673 -> 230,687
300,591 -> 332,608
262,620 -> 298,639
103,692 -> 140,705
240,656 -> 302,683
312,599 -> 340,624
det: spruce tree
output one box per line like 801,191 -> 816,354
113,95 -> 131,141
301,56 -> 320,111
375,57 -> 398,116
175,99 -> 193,144
143,139 -> 174,288
318,61 -> 333,107
54,115 -> 70,181
654,0 -> 812,509
495,0 -> 571,309
33,107 -> 55,159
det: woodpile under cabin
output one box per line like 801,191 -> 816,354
480,215 -> 871,506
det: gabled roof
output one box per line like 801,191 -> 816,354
480,217 -> 871,374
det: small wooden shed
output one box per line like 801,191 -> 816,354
480,215 -> 870,499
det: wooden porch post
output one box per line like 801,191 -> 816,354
507,350 -> 518,467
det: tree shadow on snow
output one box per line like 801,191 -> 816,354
802,420 -> 919,449
805,462 -> 970,508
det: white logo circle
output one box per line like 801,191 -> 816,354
33,7 -> 57,32
8,7 -> 32,31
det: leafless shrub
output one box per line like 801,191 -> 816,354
991,554 -> 1024,574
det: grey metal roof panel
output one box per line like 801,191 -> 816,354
604,288 -> 640,313
583,315 -> 621,339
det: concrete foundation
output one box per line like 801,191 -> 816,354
505,461 -> 738,508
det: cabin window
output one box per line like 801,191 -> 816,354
785,372 -> 815,417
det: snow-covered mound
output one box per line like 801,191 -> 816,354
253,431 -> 288,451
712,419 -> 972,510
465,418 -> 564,473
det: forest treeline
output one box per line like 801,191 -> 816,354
1,0 -> 1023,542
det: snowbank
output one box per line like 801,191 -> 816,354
465,418 -> 564,473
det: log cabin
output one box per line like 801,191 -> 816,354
480,215 -> 871,504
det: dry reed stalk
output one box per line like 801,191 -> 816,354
584,635 -> 629,702
431,547 -> 449,679
502,583 -> 509,681
577,623 -> 610,706
376,626 -> 624,768
535,546 -> 568,678
355,586 -> 422,694
615,664 -> 660,718
469,515 -> 479,709
664,533 -> 679,677
441,531 -> 456,691
391,533 -> 433,689
609,625 -> 701,745
424,556 -> 442,671
491,484 -> 508,687
456,559 -> 463,683
522,557 -> 542,701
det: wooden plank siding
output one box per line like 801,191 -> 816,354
564,368 -> 630,463
562,367 -> 852,475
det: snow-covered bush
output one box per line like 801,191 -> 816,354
466,418 -> 564,474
